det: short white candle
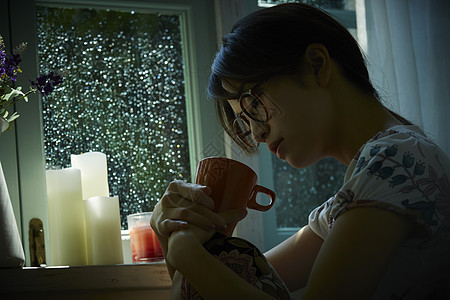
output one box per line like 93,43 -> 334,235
46,168 -> 87,266
70,152 -> 109,200
84,196 -> 124,265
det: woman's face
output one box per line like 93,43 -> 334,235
227,74 -> 336,168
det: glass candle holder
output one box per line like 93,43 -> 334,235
127,212 -> 164,263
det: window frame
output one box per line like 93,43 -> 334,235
1,0 -> 221,265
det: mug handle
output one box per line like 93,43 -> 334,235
247,185 -> 276,211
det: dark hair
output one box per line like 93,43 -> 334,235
208,3 -> 410,153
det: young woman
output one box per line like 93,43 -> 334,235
150,3 -> 450,299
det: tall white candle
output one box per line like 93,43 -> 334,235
46,168 -> 87,266
84,196 -> 124,265
70,152 -> 109,200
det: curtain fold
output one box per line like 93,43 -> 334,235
357,0 -> 450,156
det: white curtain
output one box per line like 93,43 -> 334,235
356,0 -> 450,156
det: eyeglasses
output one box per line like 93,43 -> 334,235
232,78 -> 271,148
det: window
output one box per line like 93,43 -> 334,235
3,0 -> 220,265
37,6 -> 191,228
272,158 -> 347,228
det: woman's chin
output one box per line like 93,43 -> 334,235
286,155 -> 319,169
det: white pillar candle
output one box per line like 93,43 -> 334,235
84,196 -> 124,265
70,152 -> 109,200
46,168 -> 87,266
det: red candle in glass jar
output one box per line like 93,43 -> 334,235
129,225 -> 163,262
127,212 -> 164,263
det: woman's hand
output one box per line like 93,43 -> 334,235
151,180 -> 226,237
150,180 -> 247,277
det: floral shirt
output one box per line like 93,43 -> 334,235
308,125 -> 450,299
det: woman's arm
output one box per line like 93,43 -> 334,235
265,207 -> 413,297
264,225 -> 324,291
302,206 -> 414,299
150,180 -> 245,279
167,227 -> 276,300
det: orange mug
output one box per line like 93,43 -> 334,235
195,157 -> 276,236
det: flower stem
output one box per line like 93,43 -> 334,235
1,88 -> 36,113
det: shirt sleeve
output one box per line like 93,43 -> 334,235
329,131 -> 450,238
308,198 -> 333,240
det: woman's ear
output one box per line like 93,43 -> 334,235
304,43 -> 331,87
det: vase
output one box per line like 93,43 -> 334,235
0,161 -> 25,268
0,117 -> 9,133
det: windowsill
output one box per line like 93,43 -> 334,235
0,262 -> 172,298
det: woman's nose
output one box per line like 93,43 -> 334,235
251,120 -> 269,143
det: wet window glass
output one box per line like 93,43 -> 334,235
273,157 -> 347,227
36,6 -> 190,228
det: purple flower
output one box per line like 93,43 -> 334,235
0,53 -> 22,81
0,49 -> 6,67
1,35 -> 64,129
31,71 -> 64,96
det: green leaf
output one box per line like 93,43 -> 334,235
3,87 -> 25,101
6,112 -> 19,123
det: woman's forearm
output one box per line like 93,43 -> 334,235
162,242 -> 176,280
264,225 -> 323,291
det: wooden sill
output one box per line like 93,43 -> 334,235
0,262 -> 172,299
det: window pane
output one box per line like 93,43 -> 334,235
36,6 -> 190,228
273,157 -> 346,227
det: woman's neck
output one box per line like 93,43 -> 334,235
327,84 -> 402,166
